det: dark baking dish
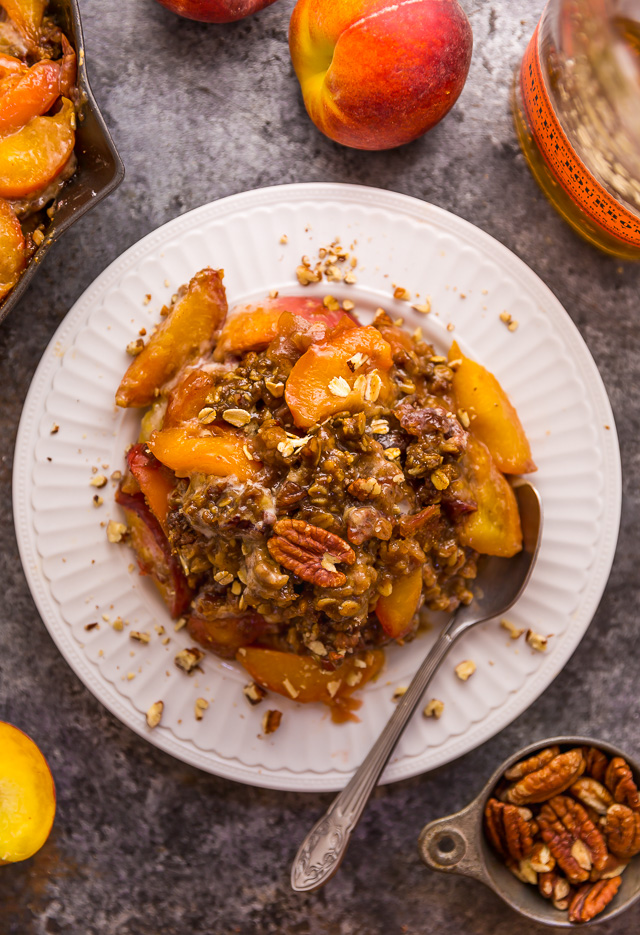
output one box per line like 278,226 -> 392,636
0,0 -> 124,326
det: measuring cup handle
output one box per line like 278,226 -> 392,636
418,799 -> 490,885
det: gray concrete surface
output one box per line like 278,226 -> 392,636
2,0 -> 640,932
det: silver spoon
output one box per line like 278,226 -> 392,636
291,480 -> 542,893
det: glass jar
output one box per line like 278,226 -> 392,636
512,0 -> 640,259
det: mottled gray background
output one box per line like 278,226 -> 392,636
2,0 -> 640,932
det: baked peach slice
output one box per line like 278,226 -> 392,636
148,425 -> 262,481
376,566 -> 423,639
164,369 -> 217,427
0,0 -> 46,44
0,52 -> 26,78
126,443 -> 177,532
285,325 -> 394,428
449,341 -> 536,475
237,646 -> 384,709
0,722 -> 55,865
188,612 -> 271,660
0,197 -> 25,299
0,97 -> 75,199
116,268 -> 228,408
115,486 -> 192,617
0,60 -> 62,136
453,435 -> 522,557
213,295 -> 345,361
375,318 -> 415,359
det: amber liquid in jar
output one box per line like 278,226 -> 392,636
513,8 -> 640,260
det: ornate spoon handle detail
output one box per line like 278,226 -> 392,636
291,628 -> 455,892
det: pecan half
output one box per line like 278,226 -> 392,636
538,870 -> 569,902
538,795 -> 608,883
507,858 -> 537,885
529,842 -> 556,874
605,803 -> 640,860
571,777 -> 615,815
584,746 -> 609,783
504,748 -> 585,805
267,519 -> 355,587
605,757 -> 640,811
504,746 -> 561,781
568,877 -> 622,923
590,852 -> 629,882
484,798 -> 537,861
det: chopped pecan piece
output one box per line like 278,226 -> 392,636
538,795 -> 608,883
484,798 -> 536,861
345,506 -> 393,545
396,402 -> 467,454
243,681 -> 267,706
569,877 -> 622,923
146,700 -> 163,729
605,803 -> 640,860
347,476 -> 382,501
175,647 -> 205,674
584,746 -> 609,783
571,777 -> 614,815
267,519 -> 355,588
504,746 -> 561,781
605,757 -> 640,811
504,748 -> 585,805
262,709 -> 282,735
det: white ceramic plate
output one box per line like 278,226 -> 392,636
14,183 -> 621,791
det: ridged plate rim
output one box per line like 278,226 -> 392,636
13,182 -> 621,791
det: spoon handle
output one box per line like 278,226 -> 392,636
290,626 -> 457,892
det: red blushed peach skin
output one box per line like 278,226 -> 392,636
376,567 -> 423,639
213,295 -> 344,361
116,268 -> 228,408
153,0 -> 278,23
289,0 -> 473,150
148,425 -> 262,481
115,487 -> 192,617
237,646 -> 385,714
126,443 -> 177,532
453,436 -> 522,557
0,722 -> 55,865
449,341 -> 536,475
0,97 -> 75,199
285,325 -> 393,428
0,197 -> 25,300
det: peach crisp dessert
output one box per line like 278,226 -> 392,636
114,267 -> 535,720
0,0 -> 79,301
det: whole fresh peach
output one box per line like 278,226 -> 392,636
289,0 -> 473,150
153,0 -> 278,23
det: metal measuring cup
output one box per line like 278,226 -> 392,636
419,736 -> 640,927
